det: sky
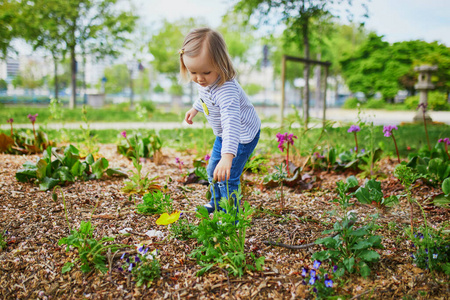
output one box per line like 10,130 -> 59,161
133,0 -> 450,46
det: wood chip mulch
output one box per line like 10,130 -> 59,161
1,144 -> 449,299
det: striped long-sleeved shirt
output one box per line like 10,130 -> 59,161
193,78 -> 261,156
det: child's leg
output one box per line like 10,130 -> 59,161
218,130 -> 260,212
205,136 -> 222,212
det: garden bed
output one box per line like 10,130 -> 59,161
0,144 -> 449,299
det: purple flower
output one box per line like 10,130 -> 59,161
204,154 -> 211,161
301,267 -> 308,277
313,287 -> 318,293
313,260 -> 322,269
438,138 -> 450,145
333,265 -> 338,273
128,262 -> 134,271
309,276 -> 317,285
121,131 -> 127,138
347,125 -> 360,133
433,253 -> 438,259
27,113 -> 38,124
383,125 -> 398,137
117,267 -> 124,272
276,132 -> 297,152
120,252 -> 127,260
135,255 -> 141,263
175,157 -> 183,165
310,269 -> 316,277
325,278 -> 333,287
7,118 -> 13,124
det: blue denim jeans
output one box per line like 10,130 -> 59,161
206,130 -> 260,212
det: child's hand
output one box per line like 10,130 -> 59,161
214,154 -> 234,182
185,108 -> 198,125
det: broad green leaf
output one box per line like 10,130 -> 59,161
358,261 -> 371,278
343,257 -> 355,272
85,154 -> 95,166
16,168 -> 37,182
91,157 -> 109,179
349,228 -> 368,236
350,240 -> 372,250
105,168 -> 128,177
36,159 -> 48,180
441,178 -> 450,196
346,175 -> 359,188
39,177 -> 60,191
61,262 -> 74,274
358,250 -> 380,262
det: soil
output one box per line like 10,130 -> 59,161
1,144 -> 449,299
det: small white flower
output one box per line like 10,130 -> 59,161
118,228 -> 133,234
145,230 -> 165,239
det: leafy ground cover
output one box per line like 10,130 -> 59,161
1,141 -> 450,299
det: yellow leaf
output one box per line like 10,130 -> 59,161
156,211 -> 181,225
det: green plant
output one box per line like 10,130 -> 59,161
170,217 -> 196,240
301,261 -> 338,299
193,158 -> 208,181
433,177 -> 450,208
342,97 -> 361,109
405,91 -> 449,111
120,247 -> 161,287
121,135 -> 162,195
409,225 -> 450,274
53,187 -> 129,274
243,153 -> 269,175
354,179 -> 399,208
136,191 -> 173,215
313,177 -> 384,278
190,189 -> 265,277
117,131 -> 163,162
394,164 -> 420,232
16,145 -> 126,191
79,105 -> 99,157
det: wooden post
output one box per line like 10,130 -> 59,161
280,55 -> 286,127
322,65 -> 329,127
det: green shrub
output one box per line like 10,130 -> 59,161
404,91 -> 449,111
364,98 -> 386,109
242,83 -> 264,96
342,97 -> 361,109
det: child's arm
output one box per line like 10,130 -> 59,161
185,108 -> 199,125
213,153 -> 234,182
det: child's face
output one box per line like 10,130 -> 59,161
183,48 -> 219,87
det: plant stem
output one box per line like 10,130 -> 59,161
391,133 -> 401,163
422,111 -> 431,151
353,132 -> 358,153
54,186 -> 71,232
445,144 -> 450,160
286,144 -> 290,176
32,123 -> 37,152
10,124 -> 13,137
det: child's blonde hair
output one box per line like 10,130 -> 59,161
179,28 -> 236,86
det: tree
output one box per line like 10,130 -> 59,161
102,64 -> 129,94
21,0 -> 137,109
234,0 -> 368,125
0,0 -> 19,58
341,35 -> 450,101
148,18 -> 205,103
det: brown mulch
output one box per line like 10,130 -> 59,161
1,144 -> 449,299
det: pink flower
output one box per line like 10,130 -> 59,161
7,118 -> 13,124
347,125 -> 360,133
438,138 -> 450,145
204,154 -> 211,161
175,157 -> 183,165
383,125 -> 398,137
27,114 -> 38,124
121,131 -> 127,138
276,132 -> 297,152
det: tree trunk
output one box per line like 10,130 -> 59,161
70,45 -> 77,109
52,53 -> 59,102
314,53 -> 322,116
302,17 -> 311,130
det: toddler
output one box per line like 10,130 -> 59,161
180,27 -> 261,213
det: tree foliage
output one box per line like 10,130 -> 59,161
341,34 -> 450,100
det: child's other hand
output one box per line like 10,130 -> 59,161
214,154 -> 234,182
185,108 -> 198,125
